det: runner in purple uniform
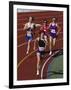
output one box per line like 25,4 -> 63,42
48,18 -> 60,55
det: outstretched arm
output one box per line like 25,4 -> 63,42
23,23 -> 27,30
35,24 -> 41,27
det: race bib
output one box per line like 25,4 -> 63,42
27,32 -> 32,36
51,29 -> 56,33
28,23 -> 34,29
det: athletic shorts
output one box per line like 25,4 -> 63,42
25,34 -> 33,41
41,31 -> 48,36
44,32 -> 48,37
50,32 -> 57,38
37,50 -> 46,55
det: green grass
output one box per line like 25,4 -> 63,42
47,55 -> 63,79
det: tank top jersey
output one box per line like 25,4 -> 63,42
40,25 -> 48,33
50,23 -> 57,33
27,22 -> 35,31
38,39 -> 45,47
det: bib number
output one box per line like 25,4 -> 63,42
27,32 -> 32,36
51,29 -> 56,33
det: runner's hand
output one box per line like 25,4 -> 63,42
33,47 -> 36,50
56,32 -> 59,35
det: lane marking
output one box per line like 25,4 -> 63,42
17,31 -> 63,38
17,30 -> 39,38
17,49 -> 37,69
18,39 -> 63,48
41,50 -> 59,79
18,34 -> 24,38
17,39 -> 35,48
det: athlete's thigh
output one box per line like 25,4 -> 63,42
53,38 -> 56,44
49,36 -> 52,43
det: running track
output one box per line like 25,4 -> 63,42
17,11 -> 63,80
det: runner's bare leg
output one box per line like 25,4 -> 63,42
26,40 -> 31,54
36,52 -> 40,75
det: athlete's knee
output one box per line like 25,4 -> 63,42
37,52 -> 40,56
53,42 -> 56,46
49,38 -> 52,43
28,40 -> 31,44
53,40 -> 56,46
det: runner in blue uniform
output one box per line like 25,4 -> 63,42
24,16 -> 41,54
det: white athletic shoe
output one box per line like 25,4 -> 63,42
37,70 -> 39,75
49,51 -> 52,55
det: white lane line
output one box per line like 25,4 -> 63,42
17,39 -> 35,48
41,50 -> 59,79
18,39 -> 63,48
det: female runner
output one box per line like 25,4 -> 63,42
48,18 -> 60,55
24,16 -> 41,54
34,32 -> 47,75
40,20 -> 48,46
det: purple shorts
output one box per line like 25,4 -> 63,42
50,33 -> 57,38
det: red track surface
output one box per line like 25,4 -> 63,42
17,11 -> 63,80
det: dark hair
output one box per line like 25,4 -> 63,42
43,20 -> 47,24
29,16 -> 34,21
52,17 -> 57,21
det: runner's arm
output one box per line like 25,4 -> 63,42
44,36 -> 48,49
57,24 -> 61,35
35,24 -> 41,27
47,23 -> 51,30
23,23 -> 30,30
47,23 -> 51,37
34,37 -> 39,50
